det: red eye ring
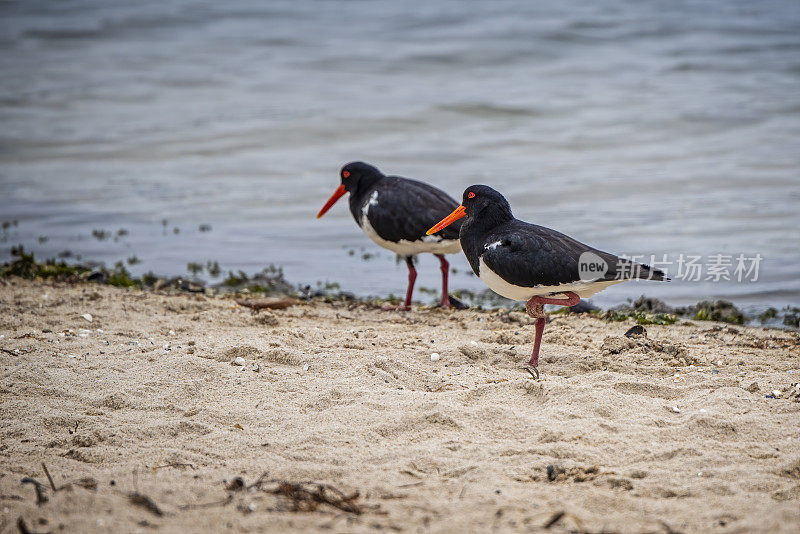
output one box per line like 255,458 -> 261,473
342,171 -> 350,178
468,192 -> 475,199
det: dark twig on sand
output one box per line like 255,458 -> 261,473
16,516 -> 50,534
20,478 -> 47,505
151,463 -> 195,471
41,464 -> 57,493
543,510 -> 587,532
235,297 -> 298,311
178,494 -> 233,511
543,511 -> 566,529
249,476 -> 361,515
128,492 -> 164,517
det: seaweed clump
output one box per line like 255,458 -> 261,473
1,245 -> 92,281
603,296 -> 679,325
685,300 -> 746,325
783,307 -> 800,328
218,264 -> 293,295
2,246 -> 145,289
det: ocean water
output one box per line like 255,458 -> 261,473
1,0 -> 799,310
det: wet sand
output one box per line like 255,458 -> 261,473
1,279 -> 799,533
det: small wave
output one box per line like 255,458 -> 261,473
437,103 -> 542,118
23,28 -> 107,40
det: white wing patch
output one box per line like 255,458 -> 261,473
362,190 -> 379,216
485,240 -> 503,251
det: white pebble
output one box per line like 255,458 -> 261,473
430,352 -> 440,362
772,389 -> 782,398
233,356 -> 246,366
671,406 -> 681,413
716,359 -> 723,366
470,340 -> 478,346
699,408 -> 707,413
303,364 -> 310,372
82,313 -> 93,322
168,330 -> 175,335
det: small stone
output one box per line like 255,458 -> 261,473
771,389 -> 782,398
303,364 -> 310,372
716,359 -> 723,366
82,313 -> 93,322
624,325 -> 646,338
168,330 -> 175,336
430,352 -> 440,362
232,357 -> 246,366
745,382 -> 760,393
671,406 -> 681,413
470,340 -> 478,346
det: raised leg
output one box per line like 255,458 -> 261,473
524,292 -> 580,378
436,254 -> 450,308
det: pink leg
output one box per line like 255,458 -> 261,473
401,256 -> 417,310
525,292 -> 580,377
530,317 -> 546,367
436,254 -> 450,308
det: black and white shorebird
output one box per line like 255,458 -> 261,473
317,161 -> 464,309
427,185 -> 668,377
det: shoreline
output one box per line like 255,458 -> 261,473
2,249 -> 798,331
1,278 -> 799,532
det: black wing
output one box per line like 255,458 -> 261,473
362,176 -> 462,243
479,220 -> 666,287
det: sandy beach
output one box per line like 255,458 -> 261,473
1,278 -> 799,533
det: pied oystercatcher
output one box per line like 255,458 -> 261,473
427,185 -> 668,377
317,161 -> 464,309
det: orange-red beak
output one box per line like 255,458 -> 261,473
426,205 -> 466,235
316,184 -> 347,218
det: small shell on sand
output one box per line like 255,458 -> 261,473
82,313 -> 93,322
232,356 -> 246,366
431,353 -> 440,362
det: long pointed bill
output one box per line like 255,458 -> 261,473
316,184 -> 347,218
426,205 -> 466,235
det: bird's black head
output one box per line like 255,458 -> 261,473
460,185 -> 512,220
317,161 -> 385,219
339,161 -> 384,193
426,184 -> 513,236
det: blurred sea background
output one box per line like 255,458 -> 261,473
1,0 -> 799,311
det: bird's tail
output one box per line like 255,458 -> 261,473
636,262 -> 670,282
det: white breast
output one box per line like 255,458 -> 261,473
360,191 -> 461,256
478,257 -> 623,301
